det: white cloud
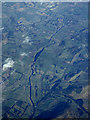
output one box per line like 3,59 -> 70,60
23,36 -> 30,43
29,42 -> 33,45
3,58 -> 14,71
23,36 -> 33,45
20,52 -> 28,56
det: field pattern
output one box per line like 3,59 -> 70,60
2,2 -> 88,119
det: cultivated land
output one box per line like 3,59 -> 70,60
2,2 -> 89,119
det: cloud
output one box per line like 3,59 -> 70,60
3,58 -> 14,71
20,52 -> 28,56
23,36 -> 30,43
23,36 -> 33,45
